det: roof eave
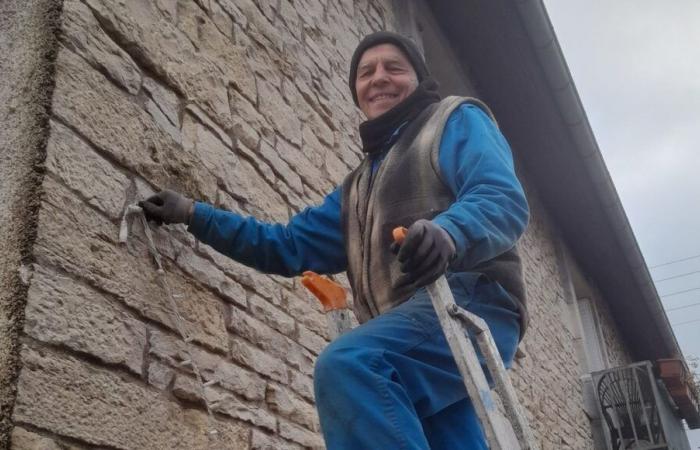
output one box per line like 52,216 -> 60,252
427,0 -> 681,361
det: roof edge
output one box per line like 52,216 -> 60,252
513,0 -> 681,359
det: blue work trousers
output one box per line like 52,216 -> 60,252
313,276 -> 521,450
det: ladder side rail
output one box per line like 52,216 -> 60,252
426,276 -> 521,450
448,304 -> 539,450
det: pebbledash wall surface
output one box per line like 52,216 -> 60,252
1,0 -> 633,449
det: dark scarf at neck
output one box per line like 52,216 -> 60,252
359,79 -> 441,155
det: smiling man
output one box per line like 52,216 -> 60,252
355,43 -> 418,119
140,31 -> 529,449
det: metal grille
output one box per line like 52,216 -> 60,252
593,362 -> 667,450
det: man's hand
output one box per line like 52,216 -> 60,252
394,219 -> 456,288
138,190 -> 194,225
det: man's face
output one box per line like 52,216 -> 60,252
355,43 -> 418,120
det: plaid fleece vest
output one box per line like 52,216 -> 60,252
341,96 -> 528,332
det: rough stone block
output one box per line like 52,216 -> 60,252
143,76 -> 180,127
324,146 -> 350,186
234,156 -> 290,223
185,102 -> 233,147
296,325 -> 328,356
195,243 -> 283,306
278,418 -> 324,449
270,273 -> 294,289
289,370 -> 315,403
326,3 -> 360,63
277,0 -> 302,42
251,429 -> 303,450
180,111 -> 288,221
175,243 -> 247,308
285,343 -> 316,378
61,0 -> 141,94
181,109 -> 287,223
236,140 -> 277,186
333,131 -> 362,169
257,77 -> 302,147
10,427 -> 67,450
319,74 -> 358,122
229,306 -> 287,350
205,0 -> 235,39
284,291 -> 329,340
147,359 -> 175,391
173,375 -> 277,432
216,0 -> 248,29
275,136 -> 333,195
285,79 -> 335,149
145,97 -> 181,144
229,336 -> 289,384
214,188 -> 243,213
281,188 -> 308,217
229,305 -> 314,377
302,30 -> 332,76
13,346 -> 248,449
279,39 -> 312,83
364,2 -> 386,30
248,294 -> 295,337
183,111 -> 244,201
266,383 -> 320,431
24,264 -> 146,375
258,139 -> 304,195
252,0 -> 277,23
234,0 -> 283,52
149,329 -> 266,402
228,86 -> 266,150
85,0 -> 256,123
295,76 -> 347,144
52,47 -> 218,202
44,120 -> 130,221
300,124 -> 327,169
295,0 -> 326,30
34,179 -> 228,351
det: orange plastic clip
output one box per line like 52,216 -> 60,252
392,226 -> 408,245
301,271 -> 348,312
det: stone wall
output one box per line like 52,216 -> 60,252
593,285 -> 634,369
511,183 -> 598,449
5,1 -> 635,449
511,182 -> 634,450
9,0 -> 393,448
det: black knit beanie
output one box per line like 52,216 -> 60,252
348,31 -> 430,106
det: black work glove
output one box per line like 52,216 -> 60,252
138,189 -> 194,225
393,219 -> 456,289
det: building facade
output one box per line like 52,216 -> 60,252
1,0 -> 690,449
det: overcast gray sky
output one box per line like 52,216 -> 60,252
543,1 -> 700,445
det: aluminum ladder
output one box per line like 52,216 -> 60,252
301,228 -> 539,450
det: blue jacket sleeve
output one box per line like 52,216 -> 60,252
432,104 -> 530,269
188,187 -> 347,276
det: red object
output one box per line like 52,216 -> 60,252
301,271 -> 348,312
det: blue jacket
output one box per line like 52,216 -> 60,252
189,104 -> 529,283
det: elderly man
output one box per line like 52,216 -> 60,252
141,31 -> 529,449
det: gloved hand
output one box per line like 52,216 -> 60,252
393,219 -> 456,289
138,189 -> 194,225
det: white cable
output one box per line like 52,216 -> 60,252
120,205 -> 221,444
